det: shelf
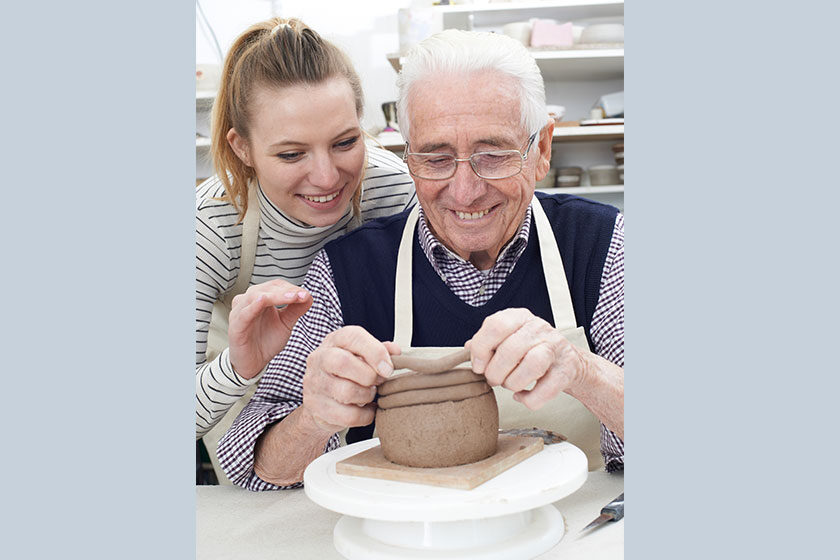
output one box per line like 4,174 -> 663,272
538,185 -> 623,195
436,0 -> 623,17
387,48 -> 622,80
532,48 -> 623,80
552,124 -> 623,141
196,90 -> 215,110
439,1 -> 624,32
373,125 -> 622,151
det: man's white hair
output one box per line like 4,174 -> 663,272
396,29 -> 547,144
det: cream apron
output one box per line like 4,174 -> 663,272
390,198 -> 604,471
202,181 -> 262,484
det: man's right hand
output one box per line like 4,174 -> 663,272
301,326 -> 399,434
228,280 -> 313,380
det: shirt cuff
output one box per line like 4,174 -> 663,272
217,399 -> 341,490
600,423 -> 624,472
221,347 -> 264,387
248,433 -> 341,491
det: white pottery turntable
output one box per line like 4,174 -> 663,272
303,438 -> 587,559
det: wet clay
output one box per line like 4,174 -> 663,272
375,367 -> 499,468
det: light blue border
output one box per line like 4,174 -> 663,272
628,1 -> 840,558
3,1 -> 194,557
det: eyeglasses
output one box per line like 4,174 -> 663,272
403,132 -> 538,180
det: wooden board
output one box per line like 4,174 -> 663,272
335,435 -> 543,490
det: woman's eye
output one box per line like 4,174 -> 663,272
277,152 -> 303,161
335,136 -> 359,150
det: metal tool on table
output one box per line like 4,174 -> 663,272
580,493 -> 624,535
499,427 -> 567,444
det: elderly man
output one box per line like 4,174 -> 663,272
218,29 -> 624,490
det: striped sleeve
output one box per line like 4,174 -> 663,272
195,179 -> 254,437
217,250 -> 346,490
360,146 -> 417,217
589,213 -> 625,471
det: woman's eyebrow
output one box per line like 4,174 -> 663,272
268,126 -> 361,150
331,126 -> 360,141
268,139 -> 305,149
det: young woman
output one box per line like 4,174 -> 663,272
195,18 -> 415,469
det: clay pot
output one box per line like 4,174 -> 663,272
376,368 -> 499,468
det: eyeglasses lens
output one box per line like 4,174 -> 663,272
407,151 -> 522,180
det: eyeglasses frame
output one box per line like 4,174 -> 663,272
402,131 -> 539,181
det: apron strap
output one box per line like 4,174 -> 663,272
529,194 -> 578,332
392,197 -> 582,345
221,180 -> 260,308
393,204 -> 420,348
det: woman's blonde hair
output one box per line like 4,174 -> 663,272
211,18 -> 365,222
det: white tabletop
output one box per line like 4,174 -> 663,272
197,470 -> 623,560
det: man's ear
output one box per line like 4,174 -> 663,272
533,118 -> 554,181
227,128 -> 252,167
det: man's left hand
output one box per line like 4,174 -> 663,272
467,308 -> 586,410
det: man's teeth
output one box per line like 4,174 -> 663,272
302,192 -> 339,203
455,209 -> 490,220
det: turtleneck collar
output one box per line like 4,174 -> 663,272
255,181 -> 356,244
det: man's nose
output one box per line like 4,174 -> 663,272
308,152 -> 340,188
448,158 -> 485,205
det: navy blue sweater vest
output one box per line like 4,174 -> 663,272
324,193 -> 618,443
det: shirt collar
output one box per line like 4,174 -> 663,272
416,203 -> 533,273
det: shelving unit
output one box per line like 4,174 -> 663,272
383,0 -> 624,212
433,0 -> 624,20
387,47 -> 622,80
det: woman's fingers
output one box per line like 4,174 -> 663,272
231,285 -> 311,332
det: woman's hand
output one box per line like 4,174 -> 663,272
228,280 -> 313,379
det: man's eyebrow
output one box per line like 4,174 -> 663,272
415,136 -> 517,153
416,142 -> 452,153
474,136 -> 516,149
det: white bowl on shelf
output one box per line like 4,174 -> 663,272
580,23 -> 624,44
588,165 -> 620,186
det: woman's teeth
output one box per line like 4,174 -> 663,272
302,192 -> 339,203
455,208 -> 490,220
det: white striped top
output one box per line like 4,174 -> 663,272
195,145 -> 416,437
